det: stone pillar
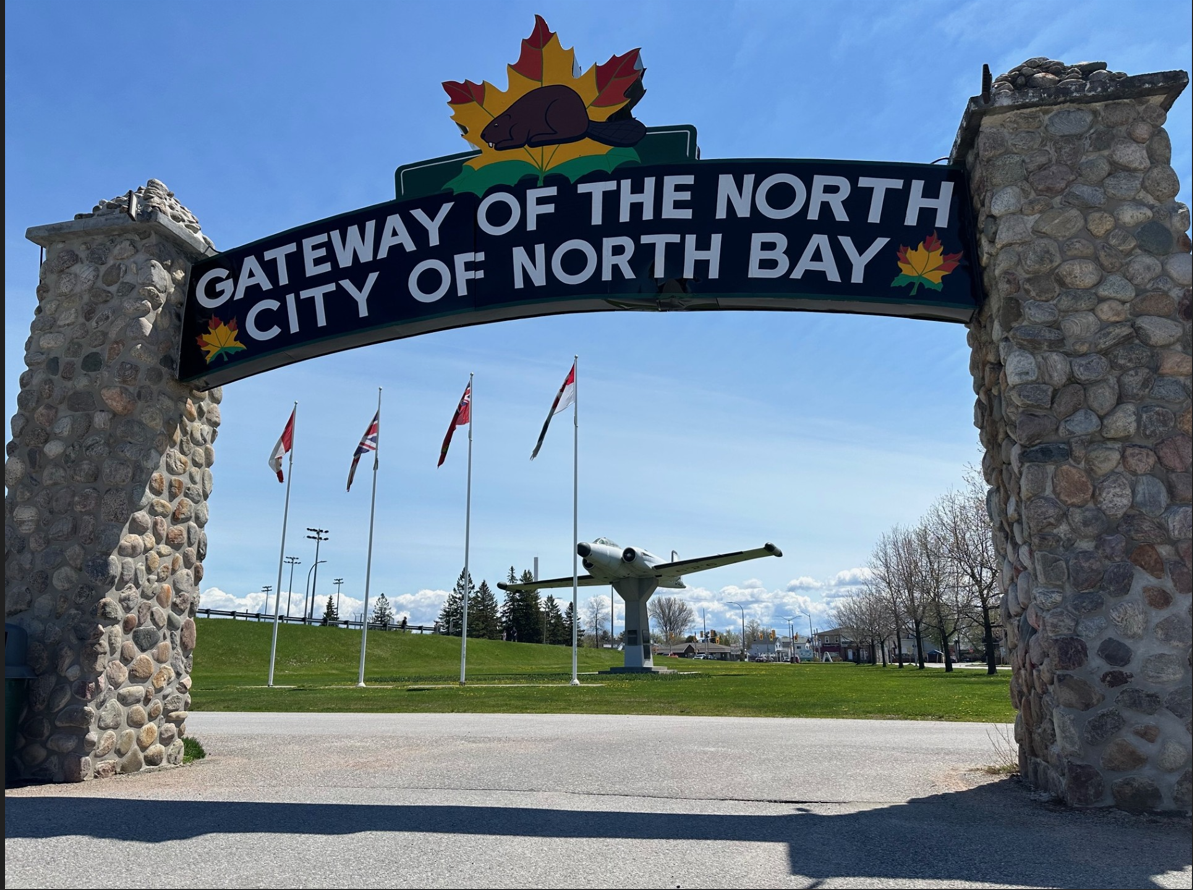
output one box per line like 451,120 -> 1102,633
5,180 -> 219,781
954,61 -> 1191,812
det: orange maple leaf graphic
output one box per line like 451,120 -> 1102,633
196,316 -> 247,364
892,231 -> 962,295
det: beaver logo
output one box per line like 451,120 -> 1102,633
442,16 -> 648,194
481,84 -> 646,151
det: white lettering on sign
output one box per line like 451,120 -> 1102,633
196,267 -> 233,308
857,178 -> 903,224
184,161 -> 973,385
478,192 -> 521,236
906,180 -> 953,228
410,259 -> 451,302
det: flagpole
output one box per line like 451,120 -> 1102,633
571,355 -> 579,686
459,372 -> 474,685
357,387 -> 381,688
268,403 -> 296,688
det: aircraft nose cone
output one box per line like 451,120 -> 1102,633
576,542 -> 591,558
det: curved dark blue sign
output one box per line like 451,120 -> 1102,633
179,157 -> 980,388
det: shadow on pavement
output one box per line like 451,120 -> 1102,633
5,779 -> 1189,888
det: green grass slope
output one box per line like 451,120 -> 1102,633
190,618 -> 1014,722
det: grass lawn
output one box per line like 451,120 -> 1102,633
190,618 -> 1014,722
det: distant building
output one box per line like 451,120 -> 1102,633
653,642 -> 738,660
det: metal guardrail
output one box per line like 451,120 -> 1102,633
194,607 -> 436,634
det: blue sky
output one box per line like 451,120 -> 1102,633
6,1 -> 1191,638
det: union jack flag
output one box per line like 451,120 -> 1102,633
346,411 -> 379,492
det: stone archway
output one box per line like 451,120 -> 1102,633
6,64 -> 1191,811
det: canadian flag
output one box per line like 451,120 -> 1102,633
268,408 -> 296,483
530,361 -> 576,460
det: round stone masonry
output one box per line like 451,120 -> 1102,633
5,180 -> 217,782
957,63 -> 1191,812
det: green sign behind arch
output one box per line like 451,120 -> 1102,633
179,17 -> 980,389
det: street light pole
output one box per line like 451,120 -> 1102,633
780,616 -> 795,662
333,577 -> 344,620
304,559 -> 325,624
725,601 -> 746,661
261,586 -> 272,620
801,609 -> 814,660
305,527 -> 329,621
284,556 -> 300,617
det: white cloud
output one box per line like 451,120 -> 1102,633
830,567 -> 872,587
786,576 -> 823,591
198,585 -> 450,628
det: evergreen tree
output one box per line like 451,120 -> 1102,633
563,600 -> 585,647
438,567 -> 472,636
543,595 -> 567,644
470,580 -> 501,639
321,595 -> 339,626
371,593 -> 395,628
511,569 -> 542,643
500,567 -> 518,638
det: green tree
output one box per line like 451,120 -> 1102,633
371,593 -> 395,628
563,600 -> 585,647
543,595 -> 567,644
499,567 -> 518,638
438,567 -> 473,636
470,580 -> 501,639
320,595 -> 339,626
509,569 -> 542,643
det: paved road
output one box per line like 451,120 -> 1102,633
5,712 -> 1190,888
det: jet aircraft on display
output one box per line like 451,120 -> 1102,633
498,538 -> 782,671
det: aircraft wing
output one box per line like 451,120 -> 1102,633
498,574 -> 607,593
652,543 -> 782,578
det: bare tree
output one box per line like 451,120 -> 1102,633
585,595 -> 609,647
648,596 -> 695,644
934,469 -> 1002,674
914,518 -> 964,672
869,531 -> 910,668
835,582 -> 892,666
891,526 -> 931,669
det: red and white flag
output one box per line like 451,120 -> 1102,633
530,361 -> 576,460
347,411 -> 379,492
438,381 -> 472,467
268,408 -> 296,483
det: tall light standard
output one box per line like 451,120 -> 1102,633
284,556 -> 300,617
261,585 -> 272,619
305,527 -> 329,621
780,615 -> 796,662
724,601 -> 746,661
333,577 -> 344,620
801,608 -> 814,660
303,559 -> 326,624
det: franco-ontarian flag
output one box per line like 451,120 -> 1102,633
438,381 -> 472,467
268,408 -> 296,483
347,411 -> 379,492
530,361 -> 576,460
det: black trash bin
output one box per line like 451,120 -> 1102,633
5,623 -> 37,785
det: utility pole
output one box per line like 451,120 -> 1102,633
725,601 -> 746,662
261,586 -> 272,620
305,527 -> 329,621
284,556 -> 300,617
334,577 -> 344,619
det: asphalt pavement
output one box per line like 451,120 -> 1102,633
5,712 -> 1191,888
